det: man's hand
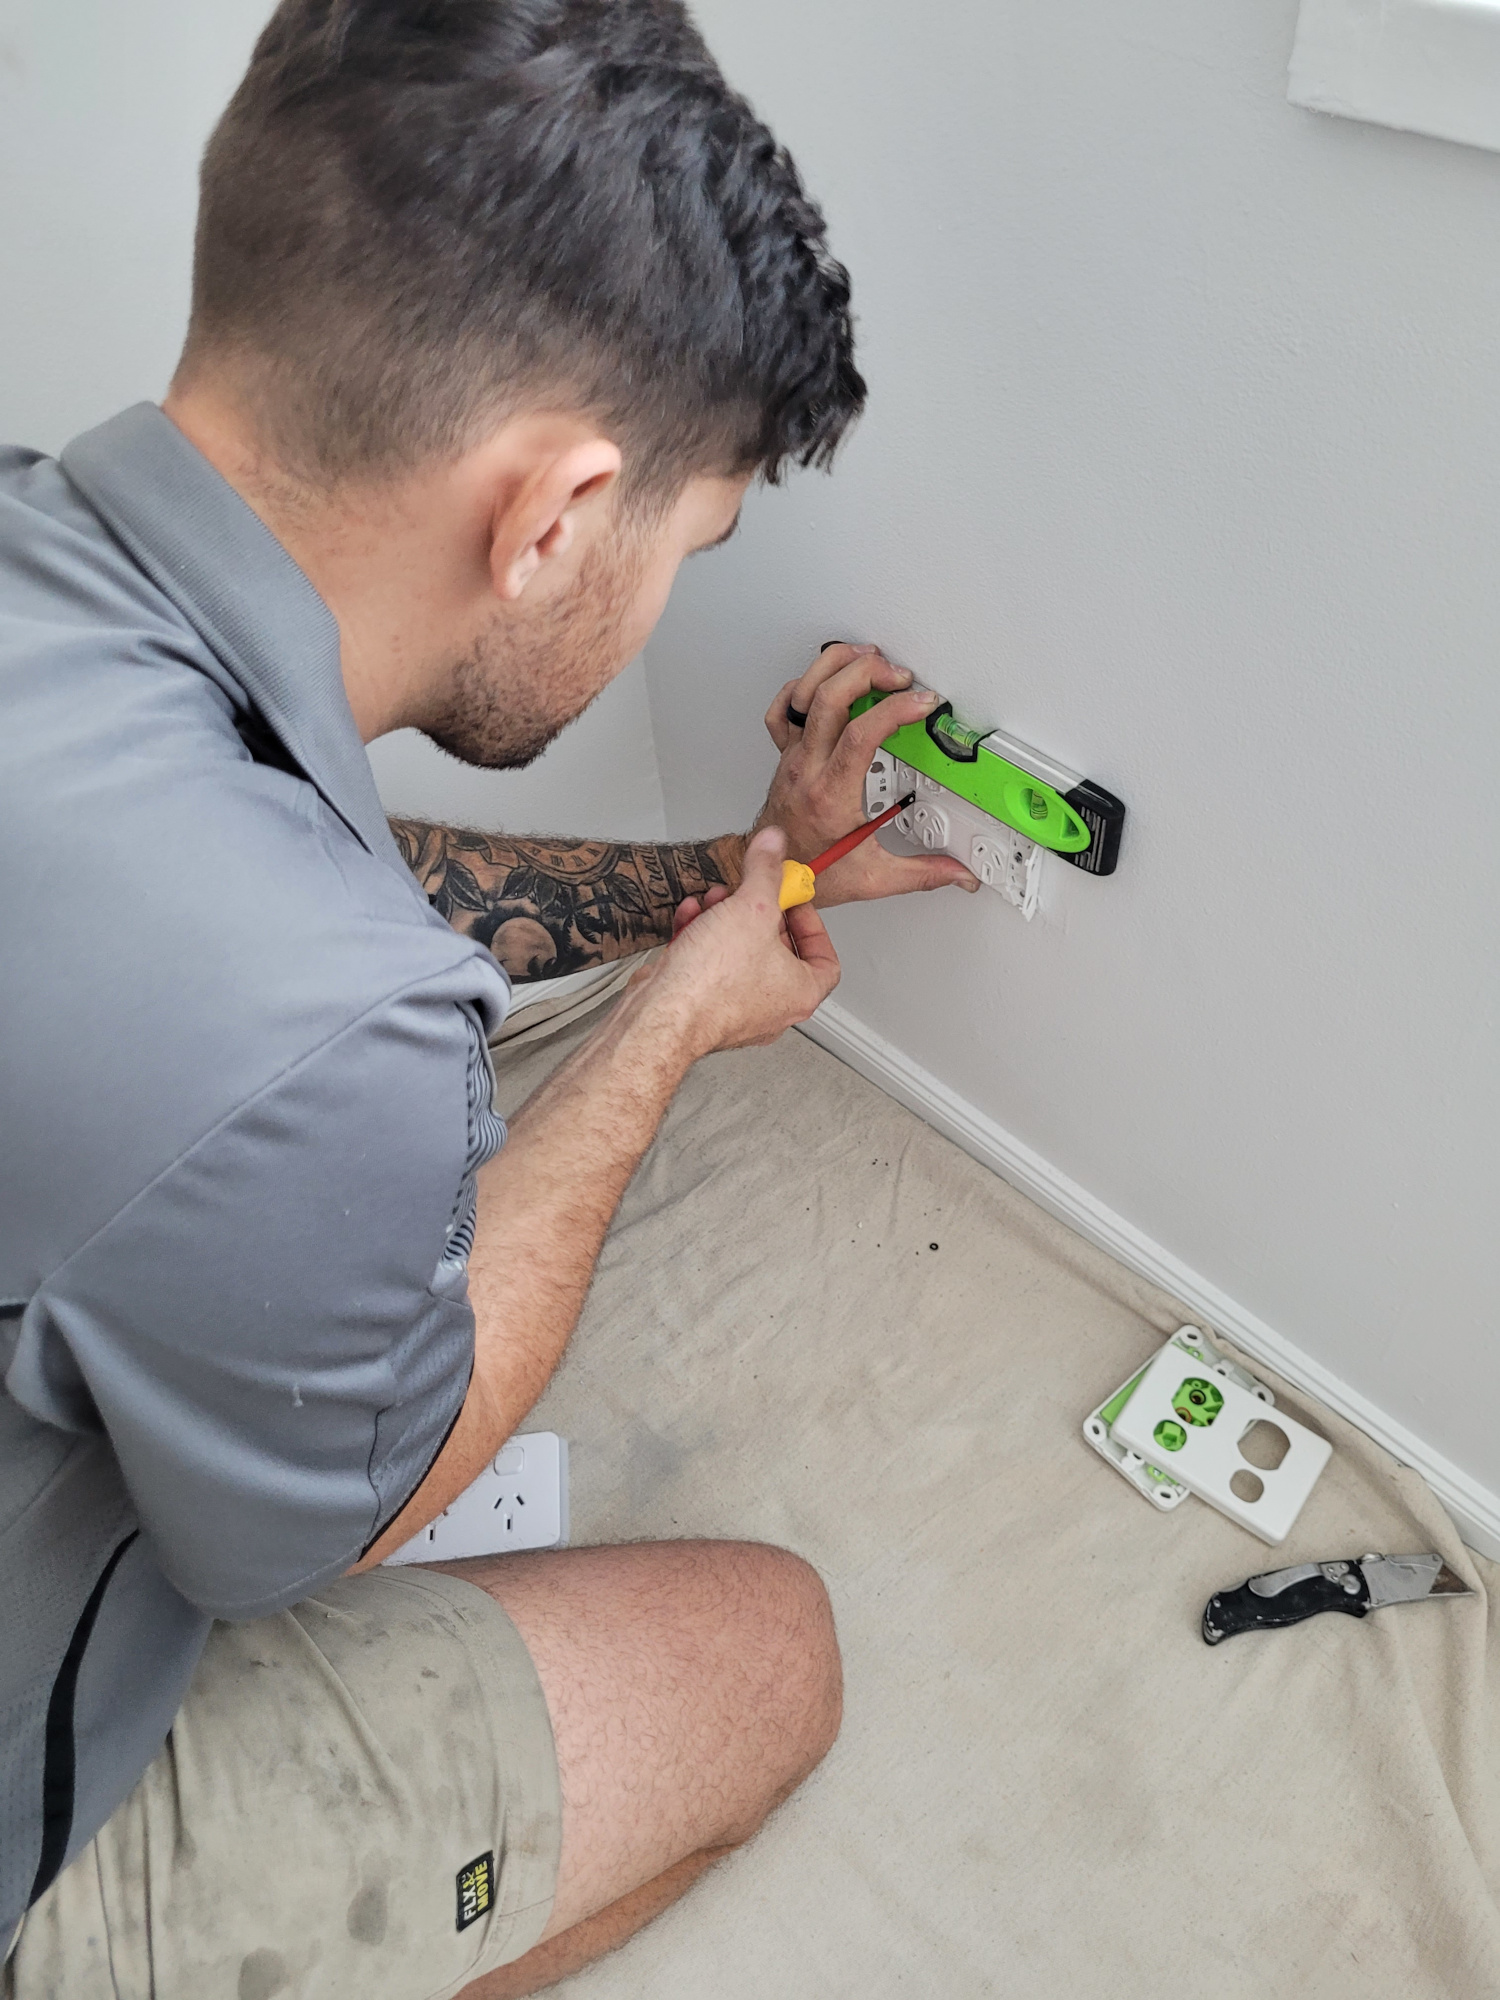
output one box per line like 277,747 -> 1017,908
755,642 -> 980,905
630,827 -> 839,1057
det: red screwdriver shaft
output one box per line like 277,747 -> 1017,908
808,792 -> 916,875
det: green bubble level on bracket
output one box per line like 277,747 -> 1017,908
852,692 -> 1091,856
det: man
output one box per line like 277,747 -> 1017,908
0,3 -> 973,1994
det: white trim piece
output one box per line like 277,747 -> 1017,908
799,1000 -> 1500,1560
1289,0 -> 1500,157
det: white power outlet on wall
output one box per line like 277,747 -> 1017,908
383,1431 -> 570,1564
866,752 -> 1041,918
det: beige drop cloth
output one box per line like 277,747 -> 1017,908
491,1017 -> 1500,1999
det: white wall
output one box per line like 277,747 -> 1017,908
648,1 -> 1500,1488
0,0 -> 664,840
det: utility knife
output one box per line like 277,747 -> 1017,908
1202,1552 -> 1472,1645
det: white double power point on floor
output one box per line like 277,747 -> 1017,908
1085,1328 -> 1332,1546
1084,1328 -> 1273,1514
1111,1350 -> 1331,1545
383,1432 -> 570,1564
865,750 -> 1042,917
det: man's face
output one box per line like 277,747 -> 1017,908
424,471 -> 748,771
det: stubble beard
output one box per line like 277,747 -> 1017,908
422,533 -> 646,771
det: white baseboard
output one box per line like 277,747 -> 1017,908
800,1000 -> 1500,1562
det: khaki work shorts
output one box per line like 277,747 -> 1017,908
4,1568 -> 563,2000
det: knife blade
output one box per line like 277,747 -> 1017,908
1202,1552 -> 1472,1645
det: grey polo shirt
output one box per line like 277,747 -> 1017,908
0,404 -> 511,1938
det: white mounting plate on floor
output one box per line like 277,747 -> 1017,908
865,752 -> 1041,917
1112,1351 -> 1331,1545
1083,1326 -> 1275,1512
383,1431 -> 570,1563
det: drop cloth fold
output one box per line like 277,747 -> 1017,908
492,1017 -> 1500,2000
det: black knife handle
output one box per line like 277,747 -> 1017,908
1202,1572 -> 1370,1645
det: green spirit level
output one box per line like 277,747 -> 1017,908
852,691 -> 1126,876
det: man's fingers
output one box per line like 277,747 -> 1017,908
766,647 -> 866,751
765,644 -> 915,757
671,884 -> 728,940
737,823 -> 790,908
670,883 -> 737,947
788,641 -> 870,706
783,901 -> 841,996
861,652 -> 922,696
766,642 -> 858,742
796,656 -> 871,762
764,678 -> 804,754
784,642 -> 899,728
649,824 -> 839,1053
801,658 -> 936,765
821,848 -> 980,903
825,683 -> 944,784
895,854 -> 981,894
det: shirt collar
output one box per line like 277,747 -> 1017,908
59,402 -> 403,874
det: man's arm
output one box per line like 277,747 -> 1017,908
355,829 -> 838,1569
389,818 -> 746,980
391,651 -> 977,978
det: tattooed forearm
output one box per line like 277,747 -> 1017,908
389,819 -> 746,980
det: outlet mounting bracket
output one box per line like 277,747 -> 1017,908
866,751 -> 1041,916
868,752 -> 1048,916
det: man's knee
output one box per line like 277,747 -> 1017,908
714,1541 -> 842,1799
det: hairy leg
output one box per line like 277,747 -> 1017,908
466,1850 -> 727,1999
432,1539 -> 842,1998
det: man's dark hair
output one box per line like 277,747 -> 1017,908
183,0 -> 866,497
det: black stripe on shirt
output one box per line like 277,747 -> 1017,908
29,1531 -> 139,1906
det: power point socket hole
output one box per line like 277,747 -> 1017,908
1237,1420 -> 1291,1471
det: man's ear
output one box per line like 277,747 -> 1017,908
490,437 -> 624,602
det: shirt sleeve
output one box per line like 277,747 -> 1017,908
11,985 -> 500,1620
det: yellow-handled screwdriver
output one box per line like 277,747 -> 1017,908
778,792 -> 916,910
